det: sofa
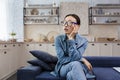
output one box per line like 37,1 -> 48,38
17,51 -> 120,80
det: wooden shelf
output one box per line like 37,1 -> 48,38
24,15 -> 58,17
89,6 -> 120,25
24,4 -> 59,9
24,4 -> 59,25
90,6 -> 120,9
90,15 -> 120,17
90,23 -> 120,25
24,23 -> 58,25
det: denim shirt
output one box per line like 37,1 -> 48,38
53,33 -> 88,77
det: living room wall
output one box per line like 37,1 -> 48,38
24,0 -> 120,42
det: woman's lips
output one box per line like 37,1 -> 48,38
64,29 -> 68,31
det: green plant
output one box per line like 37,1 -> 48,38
10,32 -> 16,36
10,32 -> 16,39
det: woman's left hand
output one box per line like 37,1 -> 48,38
82,58 -> 93,71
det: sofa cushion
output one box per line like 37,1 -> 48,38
35,71 -> 95,80
27,59 -> 40,66
85,56 -> 120,67
17,65 -> 41,80
29,50 -> 58,63
35,71 -> 65,80
28,59 -> 53,71
93,67 -> 120,80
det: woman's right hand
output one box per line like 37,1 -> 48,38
82,58 -> 93,71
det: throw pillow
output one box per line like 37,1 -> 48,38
29,50 -> 58,63
27,59 -> 39,66
27,59 -> 53,71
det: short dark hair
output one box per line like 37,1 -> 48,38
65,14 -> 81,25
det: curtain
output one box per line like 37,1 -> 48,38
0,0 -> 8,41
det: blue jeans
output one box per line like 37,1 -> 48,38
60,61 -> 87,80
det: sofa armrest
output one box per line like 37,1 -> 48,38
17,65 -> 42,80
84,56 -> 120,67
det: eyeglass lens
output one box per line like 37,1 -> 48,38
62,21 -> 77,26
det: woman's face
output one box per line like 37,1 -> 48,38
63,16 -> 79,35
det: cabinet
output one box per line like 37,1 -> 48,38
21,43 -> 36,66
112,43 -> 120,56
35,43 -> 47,52
0,44 -> 10,79
10,44 -> 23,71
21,43 -> 44,66
24,5 -> 59,25
47,43 -> 56,56
84,42 -> 114,56
84,43 -> 100,56
89,6 -> 120,25
21,43 -> 56,66
35,43 -> 56,56
99,43 -> 112,56
0,43 -> 23,80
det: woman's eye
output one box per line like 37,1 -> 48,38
68,22 -> 72,25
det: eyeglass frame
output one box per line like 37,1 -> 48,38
61,21 -> 78,27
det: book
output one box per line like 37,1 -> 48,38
113,67 -> 120,73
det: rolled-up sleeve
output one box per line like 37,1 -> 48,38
55,36 -> 71,64
67,39 -> 88,61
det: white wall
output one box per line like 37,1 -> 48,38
27,0 -> 120,6
24,25 -> 61,42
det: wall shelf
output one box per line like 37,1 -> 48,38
24,4 -> 59,25
89,6 -> 120,25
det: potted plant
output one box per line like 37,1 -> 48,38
10,32 -> 16,42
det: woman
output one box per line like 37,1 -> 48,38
53,14 -> 95,80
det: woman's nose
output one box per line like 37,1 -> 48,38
64,23 -> 68,27
63,26 -> 68,29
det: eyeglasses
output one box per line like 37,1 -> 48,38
61,21 -> 78,27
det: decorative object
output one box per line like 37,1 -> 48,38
10,32 -> 17,42
31,8 -> 39,15
95,37 -> 115,42
107,38 -> 115,41
47,31 -> 59,43
24,38 -> 33,42
39,34 -> 48,42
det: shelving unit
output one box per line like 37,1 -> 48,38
24,5 -> 59,25
89,5 -> 120,25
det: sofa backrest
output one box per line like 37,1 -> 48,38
84,56 -> 120,67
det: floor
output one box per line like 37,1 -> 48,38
6,73 -> 17,80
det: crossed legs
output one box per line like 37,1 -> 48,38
60,61 -> 87,80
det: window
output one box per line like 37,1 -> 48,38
0,0 -> 8,41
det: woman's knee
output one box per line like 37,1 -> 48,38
71,61 -> 83,68
66,71 -> 73,80
72,61 -> 81,65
